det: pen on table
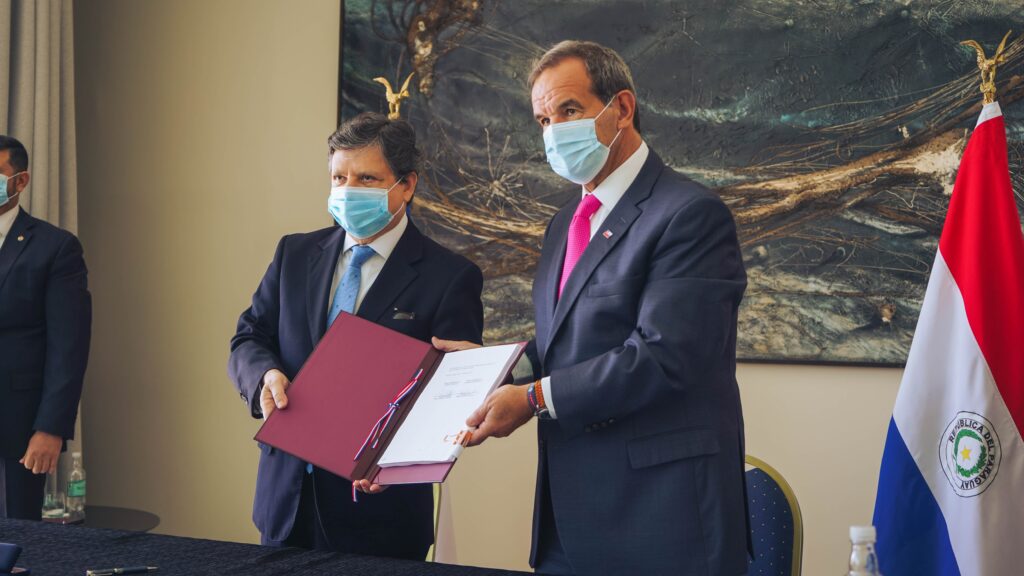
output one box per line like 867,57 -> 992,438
86,567 -> 158,576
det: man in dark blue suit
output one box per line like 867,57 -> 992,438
228,113 -> 483,560
438,42 -> 751,575
0,135 -> 91,520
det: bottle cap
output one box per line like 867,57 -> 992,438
72,451 -> 82,458
850,525 -> 876,543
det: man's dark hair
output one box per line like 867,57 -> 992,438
0,135 -> 29,172
327,112 -> 421,180
528,40 -> 640,131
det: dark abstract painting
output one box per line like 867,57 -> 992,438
340,0 -> 1024,364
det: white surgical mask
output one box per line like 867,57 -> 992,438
327,179 -> 403,239
0,171 -> 25,207
542,100 -> 622,185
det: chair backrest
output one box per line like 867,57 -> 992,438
745,455 -> 803,576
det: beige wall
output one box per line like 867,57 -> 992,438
74,1 -> 903,574
75,0 -> 340,545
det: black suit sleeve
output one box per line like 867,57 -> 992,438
34,234 -> 91,439
228,236 -> 288,419
549,195 -> 747,435
431,260 -> 484,346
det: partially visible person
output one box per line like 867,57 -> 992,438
228,113 -> 483,559
0,135 -> 92,520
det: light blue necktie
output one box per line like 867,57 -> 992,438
328,244 -> 377,326
308,244 -> 376,475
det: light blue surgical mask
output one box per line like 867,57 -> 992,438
0,172 -> 25,208
327,179 -> 404,239
543,99 -> 622,185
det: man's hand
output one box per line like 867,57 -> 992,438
260,369 -> 291,419
432,337 -> 481,352
20,430 -> 63,474
465,384 -> 534,446
352,479 -> 388,495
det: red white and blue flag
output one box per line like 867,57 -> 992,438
873,101 -> 1024,575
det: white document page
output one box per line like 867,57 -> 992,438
377,343 -> 522,467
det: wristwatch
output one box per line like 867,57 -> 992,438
527,380 -> 551,420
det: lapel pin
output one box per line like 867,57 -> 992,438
17,235 -> 24,242
602,230 -> 613,239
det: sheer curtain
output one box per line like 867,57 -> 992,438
0,0 -> 82,487
0,0 -> 78,227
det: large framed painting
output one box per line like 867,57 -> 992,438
339,0 -> 1024,365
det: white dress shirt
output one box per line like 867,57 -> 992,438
327,210 -> 408,315
518,142 -> 650,419
0,205 -> 21,251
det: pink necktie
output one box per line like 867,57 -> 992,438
559,193 -> 603,298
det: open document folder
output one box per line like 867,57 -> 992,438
254,312 -> 525,486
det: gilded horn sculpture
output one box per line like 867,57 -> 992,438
373,72 -> 416,119
960,30 -> 1013,104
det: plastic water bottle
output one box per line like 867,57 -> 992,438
847,525 -> 882,576
65,452 -> 86,523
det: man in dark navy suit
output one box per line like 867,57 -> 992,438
437,42 -> 751,575
0,135 -> 91,520
228,113 -> 483,560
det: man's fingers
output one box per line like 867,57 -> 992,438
260,371 -> 291,413
260,389 -> 276,418
466,403 -> 488,427
269,383 -> 289,409
468,420 -> 494,446
432,337 -> 480,352
432,337 -> 458,351
353,479 -> 387,494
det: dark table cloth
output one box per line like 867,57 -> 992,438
0,519 -> 529,576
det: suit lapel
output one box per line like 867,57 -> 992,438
543,152 -> 665,362
536,208 -> 571,359
307,226 -> 346,343
0,209 -> 33,294
357,223 -> 422,323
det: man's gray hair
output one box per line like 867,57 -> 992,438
528,40 -> 640,131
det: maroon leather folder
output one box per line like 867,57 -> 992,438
254,312 -> 524,485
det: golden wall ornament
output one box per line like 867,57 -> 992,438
960,30 -> 1013,104
373,72 -> 416,119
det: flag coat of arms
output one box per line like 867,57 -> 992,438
873,101 -> 1024,575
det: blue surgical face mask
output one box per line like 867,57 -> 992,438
543,99 -> 622,185
0,172 -> 25,208
327,179 -> 404,239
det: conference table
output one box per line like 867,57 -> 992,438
0,519 -> 529,576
